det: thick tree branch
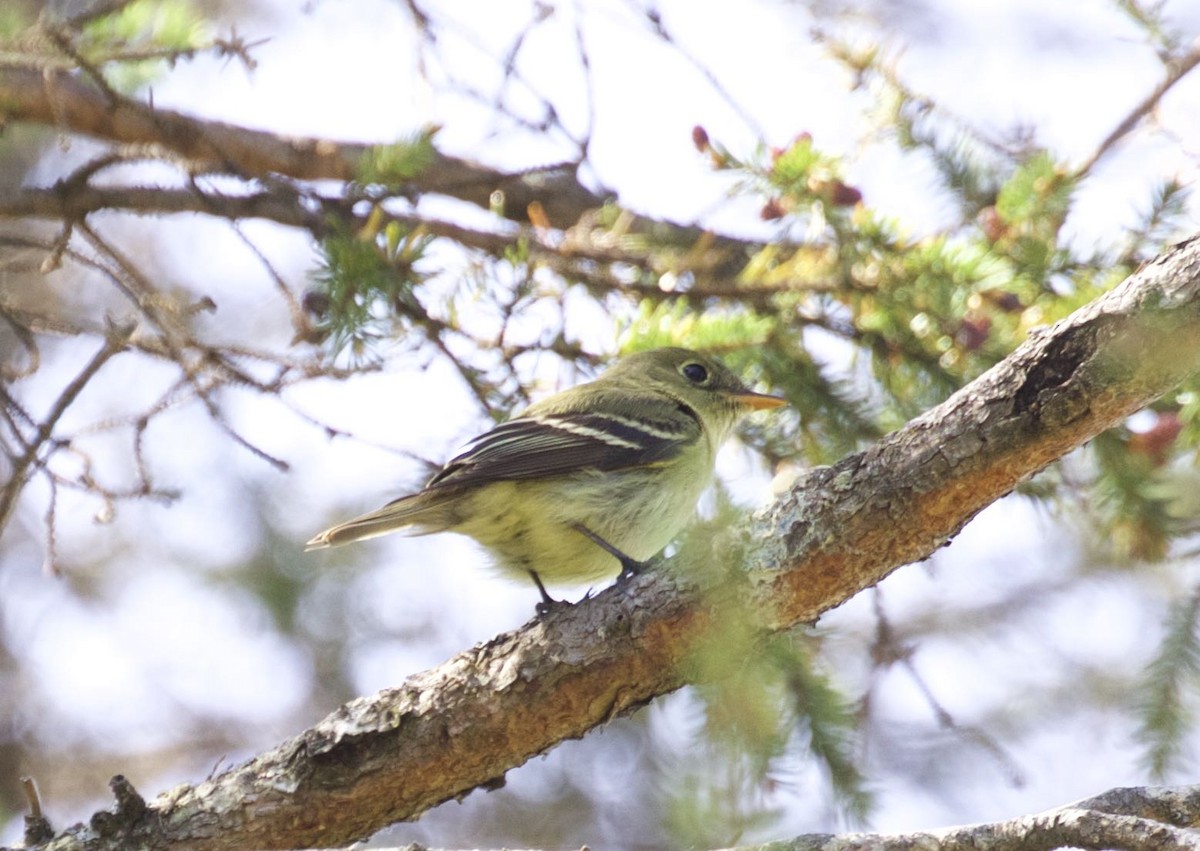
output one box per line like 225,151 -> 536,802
0,66 -> 602,227
23,235 -> 1200,849
0,65 -> 776,275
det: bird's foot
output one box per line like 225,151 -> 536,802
617,554 -> 654,583
570,523 -> 653,584
530,571 -> 572,615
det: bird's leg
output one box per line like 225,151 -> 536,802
529,570 -> 564,614
571,523 -> 652,581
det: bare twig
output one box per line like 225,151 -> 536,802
41,473 -> 61,576
1074,39 -> 1200,179
73,221 -> 291,470
40,20 -> 122,105
229,221 -> 307,336
0,320 -> 132,538
639,2 -> 767,141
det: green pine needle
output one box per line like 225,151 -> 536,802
1136,588 -> 1200,779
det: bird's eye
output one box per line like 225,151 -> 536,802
681,362 -> 709,384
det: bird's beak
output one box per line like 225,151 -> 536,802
733,391 -> 787,411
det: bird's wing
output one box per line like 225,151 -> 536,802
426,407 -> 701,489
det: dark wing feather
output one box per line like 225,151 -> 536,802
426,408 -> 700,489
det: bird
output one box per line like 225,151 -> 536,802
306,347 -> 785,605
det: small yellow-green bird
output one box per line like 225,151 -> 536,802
306,347 -> 785,604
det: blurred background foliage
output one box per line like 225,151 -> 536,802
2,0 -> 1200,848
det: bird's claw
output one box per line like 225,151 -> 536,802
535,596 -> 573,616
617,556 -> 652,582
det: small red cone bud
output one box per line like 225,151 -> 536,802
978,206 -> 1007,242
691,125 -> 710,152
985,290 -> 1023,312
828,180 -> 863,207
302,290 -> 331,317
1129,412 -> 1183,466
957,315 -> 992,351
760,198 -> 786,220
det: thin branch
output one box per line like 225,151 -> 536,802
571,0 -> 597,159
0,320 -> 132,538
0,183 -> 332,231
73,221 -> 291,470
40,19 -> 122,105
228,220 -> 308,336
1074,38 -> 1200,179
638,2 -> 767,141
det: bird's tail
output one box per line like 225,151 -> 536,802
305,492 -> 453,550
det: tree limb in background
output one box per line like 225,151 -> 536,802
0,66 -> 603,227
719,784 -> 1200,851
212,784 -> 1199,851
18,233 -> 1200,849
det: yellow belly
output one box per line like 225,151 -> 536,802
447,469 -> 708,586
